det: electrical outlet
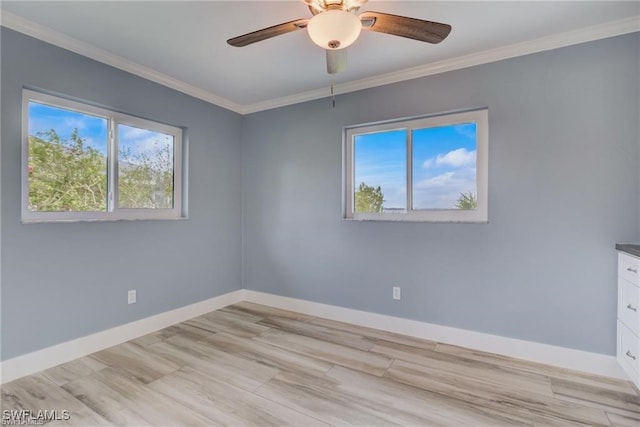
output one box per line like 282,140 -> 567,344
393,286 -> 401,300
128,290 -> 136,304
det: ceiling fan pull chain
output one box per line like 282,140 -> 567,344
331,83 -> 336,108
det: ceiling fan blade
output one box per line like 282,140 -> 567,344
359,11 -> 451,44
227,19 -> 308,47
326,49 -> 347,74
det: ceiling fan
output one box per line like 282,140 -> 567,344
227,0 -> 452,74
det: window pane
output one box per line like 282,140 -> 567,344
353,129 -> 407,213
412,123 -> 477,210
27,102 -> 108,212
118,124 -> 174,209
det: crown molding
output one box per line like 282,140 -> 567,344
241,15 -> 640,114
2,10 -> 638,115
240,86 -> 335,114
0,10 -> 245,114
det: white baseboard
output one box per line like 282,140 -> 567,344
0,290 -> 244,384
1,288 -> 627,384
243,290 -> 627,380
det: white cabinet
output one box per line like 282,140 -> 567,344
617,251 -> 640,387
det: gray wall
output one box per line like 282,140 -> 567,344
1,28 -> 243,360
243,33 -> 640,355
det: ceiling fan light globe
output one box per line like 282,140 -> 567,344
307,10 -> 362,50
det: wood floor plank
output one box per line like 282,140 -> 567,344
131,332 -> 164,347
324,365 -> 533,426
89,341 -> 180,384
129,322 -> 216,347
225,301 -> 315,322
436,342 -> 638,395
606,410 -> 640,427
371,340 -> 555,398
148,334 -> 279,392
218,306 -> 266,322
551,376 -> 640,415
255,369 -> 407,426
255,328 -> 393,376
308,316 -> 438,350
1,373 -> 111,426
151,323 -> 216,342
386,359 -> 611,426
61,367 -> 160,426
185,310 -> 271,337
62,366 -> 215,426
258,315 -> 375,351
202,331 -> 334,375
1,373 -> 87,414
41,356 -> 108,386
149,366 -> 328,426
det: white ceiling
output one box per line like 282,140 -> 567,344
1,1 -> 639,113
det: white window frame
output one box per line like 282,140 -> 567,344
344,108 -> 488,223
22,89 -> 184,223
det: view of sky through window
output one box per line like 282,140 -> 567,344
27,102 -> 109,212
353,123 -> 477,211
354,129 -> 407,211
28,101 -> 176,212
118,124 -> 175,209
29,102 -> 108,153
413,123 -> 477,209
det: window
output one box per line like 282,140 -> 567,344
22,89 -> 183,222
344,109 -> 488,222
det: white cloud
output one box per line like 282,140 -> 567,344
119,125 -> 173,157
454,124 -> 477,139
120,125 -> 152,140
423,148 -> 476,169
417,171 -> 456,189
414,170 -> 476,209
63,117 -> 90,131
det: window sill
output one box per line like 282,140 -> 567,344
21,216 -> 188,224
343,217 -> 488,223
344,209 -> 488,223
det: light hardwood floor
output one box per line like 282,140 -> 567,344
2,302 -> 639,426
